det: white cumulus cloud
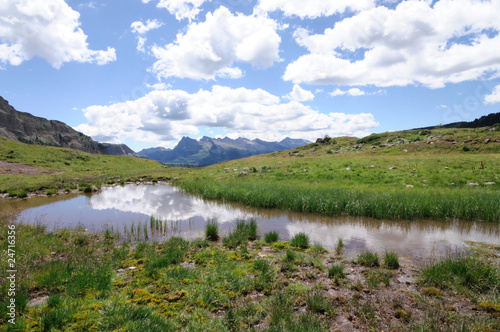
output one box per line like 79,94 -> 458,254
0,0 -> 116,68
131,19 -> 164,52
150,6 -> 281,80
330,88 -> 367,97
286,84 -> 314,102
256,0 -> 375,18
285,0 -> 500,88
484,85 -> 500,105
75,86 -> 378,146
144,0 -> 209,21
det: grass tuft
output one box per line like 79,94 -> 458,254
205,218 -> 220,241
264,230 -> 279,244
419,255 -> 500,293
357,251 -> 380,267
290,232 -> 310,249
384,251 -> 400,269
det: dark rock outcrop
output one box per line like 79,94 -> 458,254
0,96 -> 137,156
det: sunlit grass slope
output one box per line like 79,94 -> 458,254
0,137 -> 168,194
173,127 -> 500,222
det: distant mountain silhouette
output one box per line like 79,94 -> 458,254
0,96 -> 136,156
138,136 -> 310,166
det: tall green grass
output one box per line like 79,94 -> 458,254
180,180 -> 500,222
222,218 -> 258,248
420,255 -> 500,293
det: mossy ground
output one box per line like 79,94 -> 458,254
1,221 -> 499,331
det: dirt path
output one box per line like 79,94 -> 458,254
0,160 -> 44,175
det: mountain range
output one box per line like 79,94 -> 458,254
0,96 -> 309,165
138,136 -> 310,166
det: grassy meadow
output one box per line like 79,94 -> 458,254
0,137 -> 168,196
1,221 -> 499,331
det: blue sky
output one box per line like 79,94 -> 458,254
1,0 -> 500,151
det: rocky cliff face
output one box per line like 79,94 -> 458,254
138,136 -> 310,166
0,96 -> 136,156
99,143 -> 139,157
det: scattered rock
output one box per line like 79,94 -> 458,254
128,266 -> 137,270
468,182 -> 479,187
239,171 -> 248,176
27,296 -> 49,307
181,261 -> 195,269
345,168 -> 351,171
484,138 -> 491,143
406,185 -> 414,188
388,166 -> 398,170
117,268 -> 124,273
444,167 -> 449,170
403,149 -> 408,152
370,165 -> 375,168
410,173 -> 417,177
484,182 -> 495,185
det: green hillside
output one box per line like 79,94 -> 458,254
0,137 -> 168,195
172,126 -> 500,222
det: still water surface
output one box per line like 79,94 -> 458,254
8,184 -> 500,258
